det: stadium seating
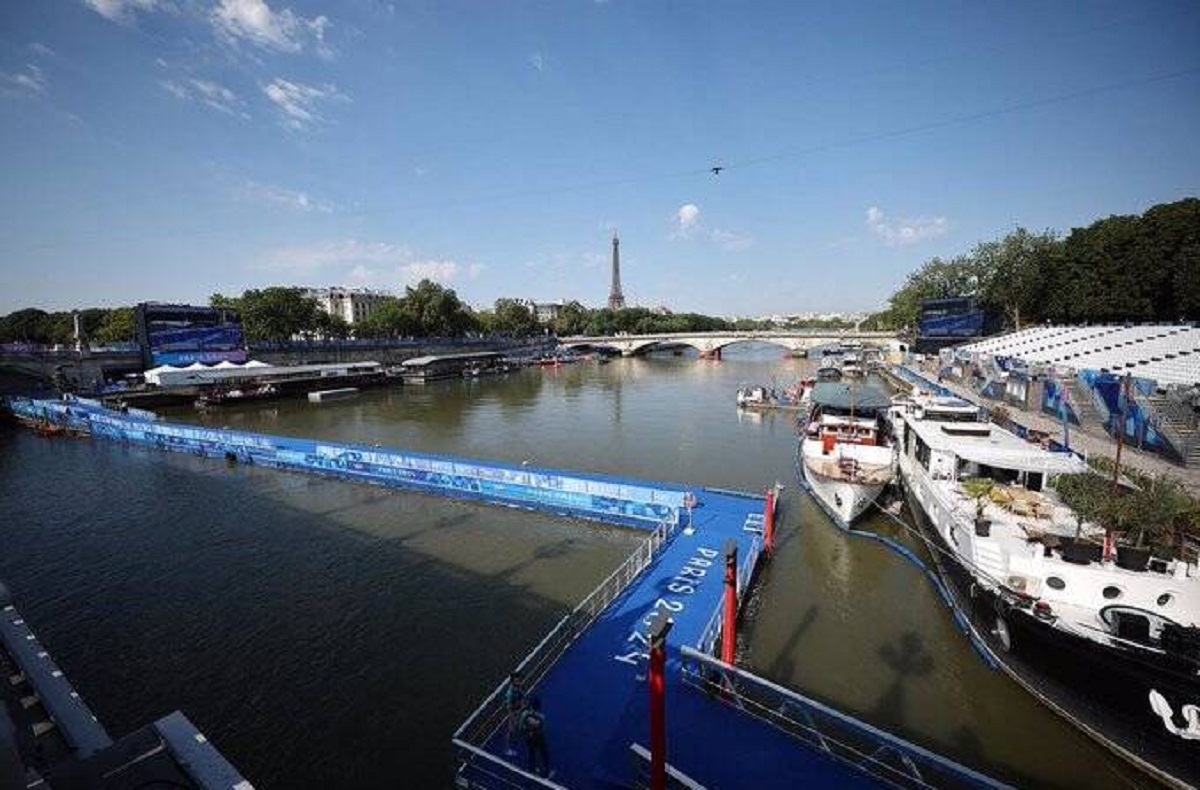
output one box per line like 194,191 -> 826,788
959,325 -> 1200,388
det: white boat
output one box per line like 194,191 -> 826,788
799,383 -> 894,526
840,352 -> 864,377
893,391 -> 1200,787
736,380 -> 813,411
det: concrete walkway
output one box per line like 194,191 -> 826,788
908,362 -> 1200,496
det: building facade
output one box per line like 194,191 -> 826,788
302,287 -> 392,325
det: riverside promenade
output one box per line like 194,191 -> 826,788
900,363 -> 1200,495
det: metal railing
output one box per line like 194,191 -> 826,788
628,743 -> 708,790
453,517 -> 678,788
678,647 -> 1012,790
696,534 -> 762,657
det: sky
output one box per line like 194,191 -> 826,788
1,0 -> 1198,317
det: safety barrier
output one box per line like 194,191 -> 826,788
695,533 -> 762,657
453,519 -> 677,788
628,743 -> 707,790
5,397 -> 685,533
679,647 -> 1012,790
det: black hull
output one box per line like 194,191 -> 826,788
903,486 -> 1200,789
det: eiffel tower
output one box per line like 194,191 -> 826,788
607,231 -> 625,310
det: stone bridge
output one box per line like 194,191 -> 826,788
561,330 -> 902,358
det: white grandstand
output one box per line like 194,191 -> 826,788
960,324 -> 1200,388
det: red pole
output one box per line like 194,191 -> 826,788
648,612 -> 672,790
764,487 -> 776,555
722,539 -> 738,665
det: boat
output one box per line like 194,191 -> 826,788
840,353 -> 864,377
816,365 -> 842,382
892,391 -> 1200,788
798,382 -> 895,526
194,383 -> 279,408
736,380 -> 813,412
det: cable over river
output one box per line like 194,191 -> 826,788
0,345 -> 1156,788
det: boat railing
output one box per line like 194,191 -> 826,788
453,516 -> 678,787
678,646 -> 1013,790
696,534 -> 763,657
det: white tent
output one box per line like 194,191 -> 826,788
244,360 -> 270,368
214,360 -> 240,369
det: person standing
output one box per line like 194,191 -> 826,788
504,671 -> 526,756
521,696 -> 550,777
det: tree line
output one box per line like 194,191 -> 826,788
0,306 -> 135,346
1,280 -> 763,346
865,197 -> 1200,332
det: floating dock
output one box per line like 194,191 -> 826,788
4,395 -> 1009,790
308,387 -> 359,402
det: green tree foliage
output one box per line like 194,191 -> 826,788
224,288 -> 325,342
489,298 -> 540,336
551,301 -> 589,336
94,307 -> 136,344
879,197 -> 1200,330
401,279 -> 478,337
0,307 -> 129,345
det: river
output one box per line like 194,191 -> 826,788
0,344 -> 1154,789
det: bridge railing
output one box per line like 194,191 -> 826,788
453,516 -> 678,788
678,647 -> 1011,790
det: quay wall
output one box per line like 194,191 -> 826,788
5,397 -> 685,532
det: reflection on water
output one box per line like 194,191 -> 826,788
1,343 -> 1154,789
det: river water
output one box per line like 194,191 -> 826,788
0,345 -> 1154,789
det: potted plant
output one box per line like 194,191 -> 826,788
962,477 -> 995,537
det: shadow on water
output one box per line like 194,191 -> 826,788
764,605 -> 819,680
871,631 -> 935,727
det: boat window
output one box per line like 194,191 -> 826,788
1156,592 -> 1173,607
1046,576 -> 1066,591
915,435 -> 931,470
1102,586 -> 1122,600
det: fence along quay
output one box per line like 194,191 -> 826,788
5,395 -> 1009,790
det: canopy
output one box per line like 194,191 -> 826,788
214,360 -> 240,369
243,360 -> 271,368
811,382 -> 892,413
954,442 -> 1086,475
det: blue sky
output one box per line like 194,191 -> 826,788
1,0 -> 1198,316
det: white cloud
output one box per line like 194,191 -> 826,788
711,228 -> 754,252
262,77 -> 346,130
83,0 -> 159,23
28,43 -> 56,58
1,64 -> 47,96
160,78 -> 245,116
262,239 -> 411,271
528,52 -> 545,72
672,203 -> 701,238
258,239 -> 483,287
212,0 -> 332,57
236,180 -> 331,212
866,205 -> 949,246
401,260 -> 459,284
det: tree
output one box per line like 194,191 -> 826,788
357,297 -> 415,338
975,228 -> 1057,330
552,301 -> 588,336
235,288 -> 324,341
490,299 -> 540,336
402,280 -> 478,337
95,307 -> 136,344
